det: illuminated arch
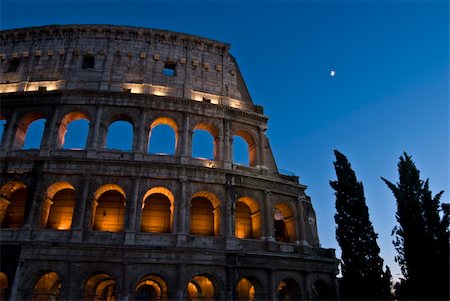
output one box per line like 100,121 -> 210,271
105,114 -> 134,151
0,181 -> 28,228
14,112 -> 46,149
192,123 -> 219,160
148,117 -> 178,155
58,111 -> 90,149
135,275 -> 168,301
84,272 -> 116,301
92,184 -> 126,232
235,196 -> 261,239
32,271 -> 61,301
43,182 -> 76,230
141,187 -> 175,233
236,276 -> 265,301
186,275 -> 217,301
190,191 -> 221,236
0,272 -> 8,301
233,130 -> 257,167
277,278 -> 301,301
273,203 -> 297,243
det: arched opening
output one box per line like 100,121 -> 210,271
32,271 -> 61,301
105,120 -> 133,151
44,182 -> 76,230
187,275 -> 216,301
233,136 -> 249,166
59,112 -> 90,149
92,185 -> 126,232
13,113 -> 45,149
1,182 -> 27,229
192,130 -> 214,160
0,119 -> 6,145
277,278 -> 301,301
135,275 -> 168,301
0,272 -> 8,301
190,192 -> 220,236
148,117 -> 178,155
235,197 -> 261,239
273,203 -> 296,243
233,130 -> 256,167
23,118 -> 46,149
236,278 -> 255,301
83,273 -> 116,301
141,187 -> 174,233
313,280 -> 333,300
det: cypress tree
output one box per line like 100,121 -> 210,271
382,153 -> 449,300
330,150 -> 391,300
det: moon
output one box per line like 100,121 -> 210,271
330,70 -> 336,77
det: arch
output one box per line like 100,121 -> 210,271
233,136 -> 250,166
1,182 -> 28,228
135,274 -> 168,301
186,275 -> 216,301
58,111 -> 90,149
0,118 -> 6,145
23,119 -> 47,150
141,187 -> 175,233
190,191 -> 221,236
0,272 -> 8,301
83,272 -> 116,301
277,278 -> 301,301
273,203 -> 296,243
14,112 -> 46,149
148,117 -> 178,155
233,130 -> 257,167
44,182 -> 76,230
92,184 -> 126,232
235,197 -> 261,239
105,117 -> 133,151
32,271 -> 61,301
192,123 -> 219,160
236,276 -> 266,301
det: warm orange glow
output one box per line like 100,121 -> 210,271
2,188 -> 27,229
273,203 -> 296,243
33,272 -> 61,301
135,275 -> 167,300
84,273 -> 116,301
0,272 -> 8,301
93,190 -> 126,232
46,188 -> 75,230
235,202 -> 252,239
0,83 -> 21,93
188,276 -> 215,299
236,278 -> 255,301
190,197 -> 215,236
25,80 -> 61,92
141,193 -> 171,233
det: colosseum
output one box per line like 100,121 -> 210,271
0,25 -> 338,301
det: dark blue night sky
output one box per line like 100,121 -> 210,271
1,0 -> 448,282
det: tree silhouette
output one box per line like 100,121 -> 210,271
382,153 -> 449,300
330,150 -> 391,300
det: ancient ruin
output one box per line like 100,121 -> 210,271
0,25 -> 338,300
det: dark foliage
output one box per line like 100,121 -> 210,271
382,153 -> 449,300
330,150 -> 392,300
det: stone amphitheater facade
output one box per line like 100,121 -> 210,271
0,25 -> 338,301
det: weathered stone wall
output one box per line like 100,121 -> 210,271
0,25 -> 338,301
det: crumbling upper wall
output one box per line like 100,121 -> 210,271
0,25 -> 254,109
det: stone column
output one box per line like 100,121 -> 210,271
125,177 -> 140,244
174,264 -> 184,301
136,109 -> 147,154
296,196 -> 307,245
39,108 -> 59,156
264,190 -> 274,240
0,110 -> 17,152
71,175 -> 90,241
268,269 -> 277,301
176,179 -> 188,246
258,125 -> 267,168
87,105 -> 103,152
223,119 -> 232,168
39,198 -> 53,228
180,113 -> 190,160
